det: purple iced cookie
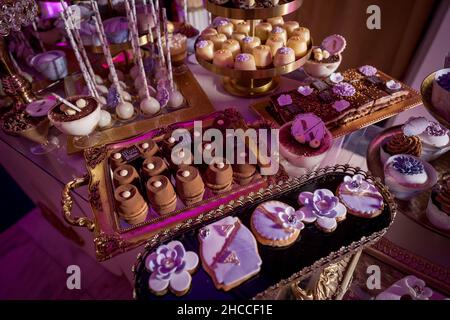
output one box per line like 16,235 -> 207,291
291,113 -> 326,148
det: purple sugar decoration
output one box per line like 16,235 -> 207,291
359,65 -> 377,77
196,40 -> 209,48
278,47 -> 291,55
213,17 -> 229,28
437,71 -> 450,92
426,121 -> 449,137
392,156 -> 424,175
236,54 -> 250,62
272,26 -> 284,33
242,36 -> 253,43
332,82 -> 356,97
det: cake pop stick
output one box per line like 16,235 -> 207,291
183,0 -> 188,24
124,0 -> 139,64
92,15 -> 124,103
162,9 -> 174,92
51,93 -> 82,112
60,12 -> 96,97
151,0 -> 165,68
142,0 -> 155,53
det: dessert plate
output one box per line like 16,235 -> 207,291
366,126 -> 450,238
133,165 -> 396,300
62,109 -> 281,261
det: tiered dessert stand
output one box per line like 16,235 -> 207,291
196,0 -> 311,97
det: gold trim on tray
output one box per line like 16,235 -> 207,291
250,77 -> 422,138
66,67 -> 215,154
206,0 -> 303,20
366,125 -> 450,239
131,165 -> 397,300
421,71 -> 450,129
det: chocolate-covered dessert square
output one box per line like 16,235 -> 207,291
352,79 -> 391,111
342,69 -> 365,83
311,80 -> 329,92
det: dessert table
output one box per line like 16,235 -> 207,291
1,60 -> 448,294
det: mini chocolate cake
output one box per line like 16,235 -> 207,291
232,151 -> 257,186
114,184 -> 148,225
175,165 -> 205,205
146,175 -> 177,215
110,151 -> 126,170
205,159 -> 234,194
142,156 -> 169,179
113,164 -> 140,186
137,140 -> 159,158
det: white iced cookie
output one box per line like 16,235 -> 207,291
98,110 -> 112,128
116,101 -> 134,120
168,90 -> 184,109
140,96 -> 161,116
145,240 -> 199,296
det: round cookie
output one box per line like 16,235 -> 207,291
251,201 -> 305,247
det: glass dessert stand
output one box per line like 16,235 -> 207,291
196,0 -> 307,97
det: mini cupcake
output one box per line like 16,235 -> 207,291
137,140 -> 159,158
146,175 -> 178,215
113,164 -> 140,186
234,53 -> 257,70
114,184 -> 148,225
336,174 -> 385,218
241,36 -> 261,54
196,39 -> 214,61
175,166 -> 205,206
279,113 -> 332,169
380,134 -> 422,163
298,189 -> 347,233
252,45 -> 273,68
213,49 -> 234,68
384,154 -> 438,200
222,39 -> 241,58
205,159 -> 233,194
142,156 -> 169,179
255,22 -> 272,42
274,47 -> 296,66
426,177 -> 450,231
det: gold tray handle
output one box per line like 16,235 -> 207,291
62,175 -> 95,232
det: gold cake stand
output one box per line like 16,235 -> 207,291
197,0 -> 306,97
421,71 -> 450,129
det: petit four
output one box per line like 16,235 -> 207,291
231,33 -> 246,43
142,156 -> 169,179
426,177 -> 450,231
255,22 -> 273,42
234,53 -> 257,70
145,240 -> 199,296
217,21 -> 234,38
267,16 -> 284,27
114,184 -> 148,224
252,45 -> 273,68
210,33 -> 228,50
222,39 -> 241,58
251,201 -> 305,247
241,36 -> 261,54
287,36 -> 308,59
205,159 -> 234,194
235,21 -> 251,35
273,47 -> 295,66
336,174 -> 384,218
284,21 -> 300,38
196,40 -> 215,61
146,175 -> 177,215
279,113 -> 332,169
198,216 -> 262,291
270,26 -> 287,44
200,27 -> 218,40
298,189 -> 347,233
292,27 -> 311,43
266,35 -> 284,56
213,49 -> 234,68
384,154 -> 438,200
431,68 -> 450,121
232,152 -> 257,185
175,166 -> 205,205
137,140 -> 159,158
113,164 -> 139,186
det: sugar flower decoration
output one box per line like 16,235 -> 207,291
277,94 -> 293,107
277,206 -> 305,231
426,121 -> 449,137
359,65 -> 377,77
333,99 -> 351,112
376,276 -> 433,300
298,189 -> 347,232
297,86 -> 314,96
156,86 -> 170,108
332,82 -> 356,97
329,72 -> 344,84
402,116 -> 429,137
386,80 -> 402,91
392,155 -> 424,175
343,174 -> 370,192
145,241 -> 198,295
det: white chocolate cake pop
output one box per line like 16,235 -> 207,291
140,96 -> 161,116
94,74 -> 104,85
97,96 -> 107,106
116,101 -> 134,119
98,110 -> 112,128
168,90 -> 184,109
96,84 -> 109,95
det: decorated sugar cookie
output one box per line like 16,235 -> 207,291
145,241 -> 199,296
198,216 -> 262,291
291,113 -> 327,148
336,174 -> 385,218
251,201 -> 305,247
298,189 -> 347,233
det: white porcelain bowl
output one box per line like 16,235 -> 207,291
49,97 -> 101,136
303,54 -> 342,79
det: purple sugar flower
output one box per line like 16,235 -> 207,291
147,242 -> 186,281
392,155 -> 424,175
332,82 -> 356,97
426,121 -> 449,137
359,65 -> 377,77
277,206 -> 305,231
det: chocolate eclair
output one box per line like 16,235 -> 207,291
146,175 -> 178,215
175,165 -> 205,206
384,134 -> 422,157
142,156 -> 169,179
137,139 -> 159,158
114,184 -> 148,225
113,164 -> 140,186
205,159 -> 233,194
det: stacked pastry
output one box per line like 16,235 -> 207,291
196,16 -> 310,70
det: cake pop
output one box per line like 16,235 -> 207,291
140,96 -> 161,116
138,85 -> 157,99
116,101 -> 134,120
168,90 -> 184,109
98,110 -> 112,128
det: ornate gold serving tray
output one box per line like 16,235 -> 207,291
250,79 -> 422,138
366,125 -> 450,238
421,71 -> 450,129
62,109 -> 279,261
132,165 -> 397,300
66,67 -> 215,154
206,0 -> 303,20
